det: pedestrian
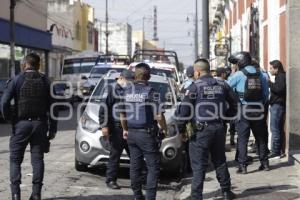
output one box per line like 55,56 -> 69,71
181,65 -> 195,93
227,52 -> 270,174
215,67 -> 228,81
215,67 -> 236,146
120,62 -> 168,200
98,69 -> 133,189
177,58 -> 238,200
0,53 -> 58,200
179,65 -> 195,171
268,60 -> 286,158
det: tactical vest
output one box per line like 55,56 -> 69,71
194,77 -> 226,123
18,72 -> 48,119
124,83 -> 154,129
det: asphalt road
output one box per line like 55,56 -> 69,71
0,106 -> 178,200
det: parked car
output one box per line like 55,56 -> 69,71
81,63 -> 127,97
80,54 -> 131,98
75,71 -> 186,174
52,81 -> 74,109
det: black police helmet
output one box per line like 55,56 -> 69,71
228,51 -> 252,68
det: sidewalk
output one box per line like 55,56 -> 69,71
175,137 -> 300,200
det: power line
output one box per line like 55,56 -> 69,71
123,0 -> 153,22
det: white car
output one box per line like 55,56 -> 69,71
75,72 -> 187,174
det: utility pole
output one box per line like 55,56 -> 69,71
10,0 -> 16,77
202,0 -> 209,59
105,0 -> 109,55
153,6 -> 158,41
195,0 -> 199,60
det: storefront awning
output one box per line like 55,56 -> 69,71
0,18 -> 52,51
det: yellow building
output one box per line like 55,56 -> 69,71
73,0 -> 94,52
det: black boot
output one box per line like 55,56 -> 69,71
236,165 -> 247,174
223,190 -> 236,200
106,181 -> 121,189
12,193 -> 20,200
29,194 -> 41,200
258,161 -> 270,171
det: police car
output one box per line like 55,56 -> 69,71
80,55 -> 131,97
75,71 -> 186,174
130,49 -> 181,86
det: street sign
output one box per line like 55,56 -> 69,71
214,44 -> 229,57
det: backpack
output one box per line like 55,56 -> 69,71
241,69 -> 263,101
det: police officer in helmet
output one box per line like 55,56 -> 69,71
120,63 -> 168,200
98,69 -> 133,189
227,52 -> 270,174
177,59 -> 238,200
0,53 -> 57,200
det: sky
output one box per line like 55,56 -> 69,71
83,0 -> 202,66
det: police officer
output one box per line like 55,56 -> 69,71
0,53 -> 57,200
227,52 -> 270,174
215,67 -> 236,146
177,59 -> 238,200
98,69 -> 133,189
120,63 -> 167,200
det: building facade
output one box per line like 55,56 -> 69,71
210,0 -> 287,71
0,0 -> 51,78
96,22 -> 132,55
47,0 -> 95,79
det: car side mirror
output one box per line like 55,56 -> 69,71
81,76 -> 88,80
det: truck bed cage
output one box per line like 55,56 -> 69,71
132,49 -> 179,70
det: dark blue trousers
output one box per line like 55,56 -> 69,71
10,120 -> 48,196
236,113 -> 269,166
189,122 -> 231,200
106,126 -> 130,183
127,130 -> 160,200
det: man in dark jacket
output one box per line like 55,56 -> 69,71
98,69 -> 133,189
269,60 -> 286,158
0,53 -> 57,200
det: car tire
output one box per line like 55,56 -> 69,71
75,159 -> 88,172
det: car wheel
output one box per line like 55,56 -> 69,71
75,159 -> 88,172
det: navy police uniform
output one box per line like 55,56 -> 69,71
178,74 -> 238,200
0,70 -> 57,200
98,82 -> 130,186
123,81 -> 161,200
